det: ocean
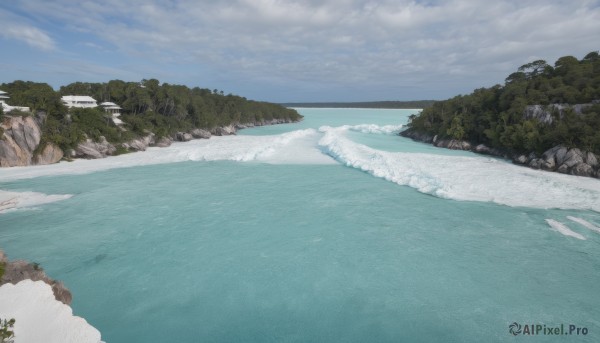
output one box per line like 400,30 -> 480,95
1,108 -> 599,342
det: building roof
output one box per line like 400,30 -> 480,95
0,90 -> 7,95
100,102 -> 122,109
61,95 -> 97,102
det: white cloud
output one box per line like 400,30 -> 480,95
0,9 -> 55,51
5,0 -> 600,100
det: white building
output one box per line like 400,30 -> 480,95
0,90 -> 31,113
61,95 -> 98,108
99,102 -> 124,125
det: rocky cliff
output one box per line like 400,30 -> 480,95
400,129 -> 600,178
0,250 -> 72,305
1,116 -> 299,167
0,116 -> 63,167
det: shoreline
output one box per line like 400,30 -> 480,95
0,116 -> 301,168
400,129 -> 600,179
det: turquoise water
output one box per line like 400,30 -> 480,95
1,109 -> 600,342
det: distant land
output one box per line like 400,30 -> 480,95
281,100 -> 436,109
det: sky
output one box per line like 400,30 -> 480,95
0,1 -> 599,103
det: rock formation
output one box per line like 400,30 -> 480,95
401,129 -> 600,178
0,250 -> 72,305
0,116 -> 64,167
74,136 -> 116,159
514,146 -> 599,178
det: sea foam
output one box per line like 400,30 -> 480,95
0,280 -> 103,343
318,125 -> 600,212
0,190 -> 72,213
545,219 -> 586,240
567,216 -> 600,233
2,124 -> 600,212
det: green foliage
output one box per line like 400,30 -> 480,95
4,79 -> 301,151
280,100 -> 436,109
0,81 -> 65,115
0,261 -> 5,280
406,51 -> 600,155
0,318 -> 15,343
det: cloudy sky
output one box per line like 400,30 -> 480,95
0,1 -> 599,102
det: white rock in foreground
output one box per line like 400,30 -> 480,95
0,280 -> 102,343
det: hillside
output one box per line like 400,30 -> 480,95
0,79 -> 301,166
402,51 -> 600,177
281,100 -> 435,109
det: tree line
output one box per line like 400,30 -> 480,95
405,51 -> 600,155
281,100 -> 435,109
0,79 -> 302,151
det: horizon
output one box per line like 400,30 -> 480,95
0,1 -> 599,103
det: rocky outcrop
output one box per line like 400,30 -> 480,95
33,143 -> 64,165
399,129 -> 434,143
513,146 -> 599,178
122,132 -> 155,151
74,136 -> 116,159
433,136 -> 471,150
1,115 -> 300,167
401,128 -> 599,178
524,103 -> 595,124
0,250 -> 72,305
211,124 -> 237,136
154,136 -> 172,147
190,128 -> 211,139
0,116 -> 42,167
175,132 -> 193,142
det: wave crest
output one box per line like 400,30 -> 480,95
318,126 -> 600,211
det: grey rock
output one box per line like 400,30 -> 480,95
515,155 -> 528,164
434,139 -> 471,150
557,164 -> 569,174
190,128 -> 211,139
0,250 -> 72,305
563,148 -> 584,167
154,136 -> 172,147
75,136 -> 116,159
555,147 -> 568,165
125,133 -> 155,151
475,144 -> 490,153
528,158 -> 541,169
571,163 -> 594,177
585,151 -> 598,167
33,143 -> 63,165
212,125 -> 237,136
0,116 -> 43,167
175,132 -> 193,142
541,158 -> 556,171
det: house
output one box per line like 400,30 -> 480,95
100,102 -> 124,125
0,90 -> 31,113
61,95 -> 98,108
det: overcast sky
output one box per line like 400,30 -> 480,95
1,1 -> 599,102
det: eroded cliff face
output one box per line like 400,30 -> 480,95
0,116 -> 63,167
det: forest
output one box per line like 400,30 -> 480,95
281,100 -> 435,109
404,52 -> 600,155
0,79 -> 302,151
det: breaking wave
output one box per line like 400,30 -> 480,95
545,219 -> 586,240
567,216 -> 600,233
2,123 -> 600,212
0,190 -> 72,213
318,125 -> 600,212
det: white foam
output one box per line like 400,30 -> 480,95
545,219 -> 586,240
567,216 -> 600,233
0,129 -> 335,182
344,124 -> 404,135
0,190 -> 72,213
0,280 -> 103,343
318,126 -> 600,212
2,124 -> 600,213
